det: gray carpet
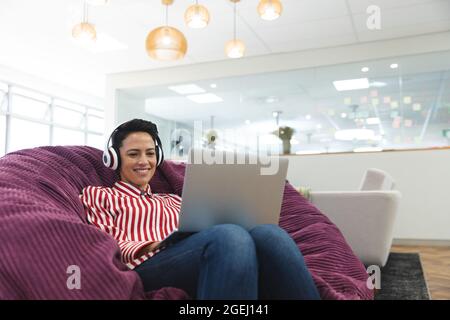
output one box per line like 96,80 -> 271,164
374,252 -> 430,300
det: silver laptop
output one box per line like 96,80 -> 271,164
155,148 -> 289,249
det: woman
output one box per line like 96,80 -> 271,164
81,119 -> 320,300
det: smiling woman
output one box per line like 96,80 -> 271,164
81,119 -> 173,269
79,118 -> 321,300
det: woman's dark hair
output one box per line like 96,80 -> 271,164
111,119 -> 160,150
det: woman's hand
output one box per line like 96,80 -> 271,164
147,241 -> 161,252
137,241 -> 161,257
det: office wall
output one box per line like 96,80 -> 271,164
283,148 -> 450,241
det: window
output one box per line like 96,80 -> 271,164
0,82 -> 7,91
8,118 -> 50,153
53,106 -> 85,129
0,91 -> 6,113
87,133 -> 104,150
87,115 -> 105,133
53,99 -> 86,129
10,95 -> 50,121
0,82 -> 104,156
53,127 -> 85,146
0,114 -> 5,156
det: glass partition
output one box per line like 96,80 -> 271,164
118,50 -> 450,159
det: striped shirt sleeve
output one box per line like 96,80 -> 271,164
80,186 -> 153,266
116,240 -> 153,264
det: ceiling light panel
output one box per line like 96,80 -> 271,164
186,93 -> 223,103
333,78 -> 369,91
168,84 -> 206,95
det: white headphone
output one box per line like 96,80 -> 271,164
102,120 -> 164,170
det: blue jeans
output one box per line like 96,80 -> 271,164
134,224 -> 320,300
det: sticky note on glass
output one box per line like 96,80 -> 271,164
413,103 -> 421,111
403,96 -> 412,104
404,119 -> 413,127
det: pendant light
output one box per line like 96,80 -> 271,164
146,0 -> 188,61
185,0 -> 210,29
258,0 -> 283,21
72,1 -> 97,45
225,0 -> 245,59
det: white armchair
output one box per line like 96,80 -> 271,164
308,168 -> 401,267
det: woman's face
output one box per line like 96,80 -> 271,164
119,131 -> 157,191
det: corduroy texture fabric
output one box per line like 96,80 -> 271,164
0,145 -> 373,300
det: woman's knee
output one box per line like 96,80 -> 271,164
201,224 -> 257,262
206,224 -> 254,249
250,224 -> 290,242
249,224 -> 298,253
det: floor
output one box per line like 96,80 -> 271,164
390,245 -> 450,300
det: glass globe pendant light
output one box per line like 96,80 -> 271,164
225,0 -> 245,59
258,0 -> 283,21
72,1 -> 97,45
185,0 -> 210,29
146,0 -> 188,61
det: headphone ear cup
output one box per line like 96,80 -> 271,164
103,147 -> 119,170
102,149 -> 111,168
154,136 -> 164,166
110,147 -> 120,171
103,127 -> 118,169
156,145 -> 164,166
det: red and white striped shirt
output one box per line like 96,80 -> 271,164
80,181 -> 181,269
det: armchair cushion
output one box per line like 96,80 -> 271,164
310,190 -> 401,266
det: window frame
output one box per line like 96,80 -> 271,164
0,81 -> 104,156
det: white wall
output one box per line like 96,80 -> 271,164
283,149 -> 450,241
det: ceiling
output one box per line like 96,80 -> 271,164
1,0 -> 450,97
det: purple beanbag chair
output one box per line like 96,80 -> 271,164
0,146 -> 373,300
